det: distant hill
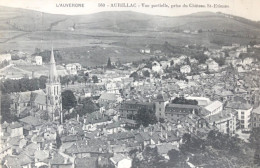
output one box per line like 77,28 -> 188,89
0,6 -> 260,66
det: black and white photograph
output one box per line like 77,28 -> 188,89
0,0 -> 260,167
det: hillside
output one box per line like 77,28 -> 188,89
0,6 -> 260,66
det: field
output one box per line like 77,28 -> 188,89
0,7 -> 260,66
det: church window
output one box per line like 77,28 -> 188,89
54,86 -> 56,95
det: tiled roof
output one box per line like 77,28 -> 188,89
226,102 -> 252,110
19,116 -> 43,126
205,101 -> 222,112
9,122 -> 23,129
75,157 -> 97,168
99,92 -> 118,101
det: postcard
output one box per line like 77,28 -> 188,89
0,0 -> 260,167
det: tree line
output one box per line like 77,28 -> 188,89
1,76 -> 48,94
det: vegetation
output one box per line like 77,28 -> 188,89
135,107 -> 157,127
172,97 -> 198,105
32,49 -> 62,63
107,57 -> 112,69
1,76 -> 48,94
76,98 -> 99,116
61,90 -> 77,110
92,75 -> 99,83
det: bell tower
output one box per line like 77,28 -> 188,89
46,46 -> 62,121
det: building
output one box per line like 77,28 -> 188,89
206,58 -> 219,72
66,63 -> 81,75
0,53 -> 11,64
204,101 -> 223,116
152,61 -> 163,73
35,56 -> 42,65
165,104 -> 201,122
98,92 -> 122,107
180,65 -> 191,74
207,109 -> 237,134
10,47 -> 62,122
110,154 -> 132,168
154,93 -> 170,119
226,101 -> 253,130
119,101 -> 154,119
252,106 -> 260,128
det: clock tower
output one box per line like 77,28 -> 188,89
46,47 -> 62,121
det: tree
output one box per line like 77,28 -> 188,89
130,71 -> 139,81
76,98 -> 99,116
142,70 -> 150,77
107,57 -> 112,69
62,90 -> 77,110
170,60 -> 174,66
167,149 -> 185,167
132,146 -> 163,168
249,127 -> 260,148
56,132 -> 62,149
172,97 -> 198,105
136,107 -> 157,127
92,75 -> 99,83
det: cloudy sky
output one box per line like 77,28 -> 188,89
0,0 -> 260,21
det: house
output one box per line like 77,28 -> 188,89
164,104 -> 201,122
252,106 -> 260,128
110,154 -> 132,168
207,109 -> 237,134
74,157 -> 97,168
157,143 -> 178,160
0,53 -> 11,64
242,57 -> 254,66
119,101 -> 155,119
154,93 -> 170,119
98,92 -> 121,107
66,64 -> 77,75
204,101 -> 223,116
105,82 -> 120,94
105,121 -> 124,134
35,56 -> 42,65
226,101 -> 253,130
180,65 -> 191,74
49,152 -> 73,168
152,61 -> 162,73
8,122 -> 23,137
3,153 -> 33,168
206,58 -> 219,72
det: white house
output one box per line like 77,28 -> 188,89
66,63 -> 82,75
35,56 -> 42,65
152,61 -> 162,73
205,101 -> 223,116
242,57 -> 254,66
207,109 -> 237,135
110,154 -> 132,168
226,102 -> 253,130
0,53 -> 11,64
206,58 -> 219,72
180,65 -> 191,74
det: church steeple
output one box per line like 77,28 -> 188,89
46,45 -> 62,122
49,47 -> 59,83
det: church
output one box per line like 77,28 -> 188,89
10,47 -> 63,122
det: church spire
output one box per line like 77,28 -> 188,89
49,46 -> 59,83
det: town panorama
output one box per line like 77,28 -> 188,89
0,7 -> 260,168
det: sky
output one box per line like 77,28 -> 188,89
0,0 -> 260,21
